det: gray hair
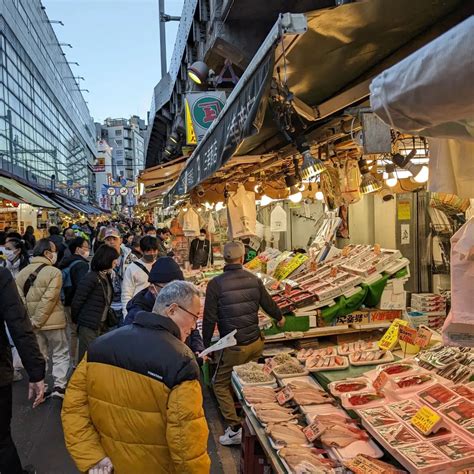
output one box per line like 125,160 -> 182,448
153,280 -> 200,315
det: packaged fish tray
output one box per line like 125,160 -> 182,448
306,355 -> 349,372
431,434 -> 474,467
264,423 -> 311,449
439,397 -> 474,438
387,399 -> 422,422
297,346 -> 338,362
326,438 -> 383,463
396,442 -> 451,473
301,404 -> 349,424
272,361 -> 309,379
374,360 -> 419,378
251,405 -> 299,429
232,363 -> 277,387
340,391 -> 386,410
451,384 -> 474,402
416,383 -> 459,409
328,377 -> 373,397
337,340 -> 378,356
280,375 -> 323,390
277,447 -> 334,473
349,350 -> 394,366
374,422 -> 422,448
357,406 -> 399,428
385,373 -> 437,398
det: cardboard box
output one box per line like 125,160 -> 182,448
377,279 -> 407,310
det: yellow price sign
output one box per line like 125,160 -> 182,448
411,406 -> 441,435
378,318 -> 408,351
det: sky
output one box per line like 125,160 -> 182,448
43,0 -> 184,123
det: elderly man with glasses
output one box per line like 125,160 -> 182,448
62,280 -> 210,474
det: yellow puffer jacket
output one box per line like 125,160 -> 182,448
62,311 -> 210,474
15,256 -> 66,330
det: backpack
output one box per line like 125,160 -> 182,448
61,260 -> 83,302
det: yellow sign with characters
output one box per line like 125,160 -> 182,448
185,99 -> 197,145
273,253 -> 309,281
378,318 -> 408,351
411,406 -> 442,435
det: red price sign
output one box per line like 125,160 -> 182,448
263,359 -> 277,375
373,244 -> 381,255
284,283 -> 293,296
415,327 -> 432,348
342,246 -> 351,257
277,387 -> 294,405
398,326 -> 417,345
330,267 -> 338,278
373,371 -> 389,392
303,421 -> 326,442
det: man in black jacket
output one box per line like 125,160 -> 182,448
203,241 -> 285,446
0,268 -> 45,474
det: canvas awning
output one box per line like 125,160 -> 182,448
163,0 -> 467,207
0,176 -> 57,209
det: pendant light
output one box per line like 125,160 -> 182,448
300,149 -> 326,179
358,158 -> 382,194
384,163 -> 398,188
392,150 -> 429,184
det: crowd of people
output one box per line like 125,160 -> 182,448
0,220 -> 285,474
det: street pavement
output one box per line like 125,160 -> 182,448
11,371 -> 239,474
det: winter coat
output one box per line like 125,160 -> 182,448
15,256 -> 66,331
111,244 -> 136,311
22,232 -> 36,251
157,236 -> 167,258
58,254 -> 89,306
121,259 -> 153,315
203,264 -> 282,347
71,271 -> 113,330
61,311 -> 210,474
124,289 -> 205,354
189,238 -> 213,269
0,268 -> 45,387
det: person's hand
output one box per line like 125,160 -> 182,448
277,316 -> 286,328
88,457 -> 113,474
28,380 -> 45,408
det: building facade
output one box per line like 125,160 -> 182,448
97,115 -> 146,181
0,0 -> 96,201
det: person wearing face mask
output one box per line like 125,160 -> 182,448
71,245 -> 119,362
156,227 -> 173,257
62,280 -> 210,474
58,237 -> 90,366
189,228 -> 213,270
15,239 -> 70,400
121,236 -> 158,315
3,238 -> 30,278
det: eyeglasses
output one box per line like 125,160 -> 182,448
176,304 -> 200,321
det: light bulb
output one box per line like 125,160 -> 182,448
289,192 -> 303,203
183,207 -> 188,212
204,201 -> 213,210
413,165 -> 429,183
254,183 -> 263,194
215,201 -> 224,212
260,194 -> 273,206
315,191 -> 324,201
298,182 -> 305,192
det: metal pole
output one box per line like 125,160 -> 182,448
158,0 -> 167,77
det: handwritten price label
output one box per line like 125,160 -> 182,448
342,246 -> 351,257
303,421 -> 326,442
415,327 -> 432,348
378,318 -> 408,351
373,244 -> 381,255
398,326 -> 418,345
263,359 -> 277,375
277,387 -> 294,405
411,406 -> 441,435
373,371 -> 390,392
329,267 -> 338,278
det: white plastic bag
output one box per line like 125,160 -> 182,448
208,213 -> 216,234
442,217 -> 474,346
227,184 -> 257,238
182,208 -> 200,236
270,205 -> 287,232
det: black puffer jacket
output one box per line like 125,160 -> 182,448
0,268 -> 45,386
203,264 -> 282,347
71,271 -> 113,330
58,254 -> 89,306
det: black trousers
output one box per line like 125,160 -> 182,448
0,384 -> 23,474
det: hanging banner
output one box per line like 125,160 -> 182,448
164,49 -> 275,207
186,91 -> 226,144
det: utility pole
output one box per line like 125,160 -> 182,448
158,0 -> 167,78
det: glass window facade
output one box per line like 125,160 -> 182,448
0,0 -> 96,201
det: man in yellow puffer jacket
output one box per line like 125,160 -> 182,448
62,280 -> 210,474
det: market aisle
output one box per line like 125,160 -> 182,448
11,372 -> 239,473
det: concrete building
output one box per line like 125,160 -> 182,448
97,116 -> 146,181
93,139 -> 113,209
0,0 -> 96,201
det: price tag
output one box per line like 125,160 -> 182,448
329,267 -> 338,278
284,283 -> 293,296
263,358 -> 277,375
342,246 -> 351,257
373,243 -> 381,255
310,260 -> 318,272
378,318 -> 408,351
277,387 -> 294,405
398,326 -> 418,345
411,406 -> 441,435
373,371 -> 389,392
415,327 -> 432,348
303,420 -> 326,442
271,281 -> 280,291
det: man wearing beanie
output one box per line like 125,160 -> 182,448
123,257 -> 204,354
203,241 -> 285,446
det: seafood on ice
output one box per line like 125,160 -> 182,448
285,380 -> 332,405
265,422 -> 308,446
242,386 -> 277,404
305,355 -> 347,370
278,446 -> 336,473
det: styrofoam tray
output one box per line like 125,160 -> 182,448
395,442 -> 452,474
273,367 -> 310,379
301,404 -> 348,424
279,375 -> 323,390
326,439 -> 384,462
251,405 -> 298,428
307,356 -> 349,372
232,371 -> 277,387
340,391 -> 387,410
328,377 -> 373,397
262,345 -> 295,357
349,350 -> 394,366
277,449 -> 330,473
337,342 -> 378,356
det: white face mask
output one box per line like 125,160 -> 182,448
49,252 -> 58,265
80,249 -> 90,259
198,235 -> 205,241
3,249 -> 16,262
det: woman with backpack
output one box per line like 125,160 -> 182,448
71,245 -> 119,362
15,238 -> 69,399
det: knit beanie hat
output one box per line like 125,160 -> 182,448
148,257 -> 184,284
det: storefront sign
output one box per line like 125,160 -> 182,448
164,51 -> 275,206
411,406 -> 441,435
92,157 -> 106,173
